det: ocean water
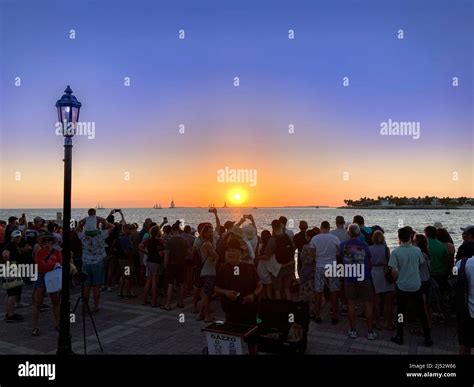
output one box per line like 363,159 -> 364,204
2,208 -> 473,250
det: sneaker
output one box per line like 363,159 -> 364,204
390,336 -> 404,345
348,330 -> 357,339
106,287 -> 113,292
5,314 -> 24,323
367,331 -> 377,341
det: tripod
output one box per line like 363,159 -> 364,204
71,272 -> 104,354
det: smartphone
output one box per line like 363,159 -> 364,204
163,217 -> 168,222
114,209 -> 121,212
208,208 -> 214,213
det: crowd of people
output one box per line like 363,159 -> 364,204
1,209 -> 473,354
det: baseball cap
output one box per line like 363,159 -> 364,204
461,225 -> 474,234
38,231 -> 58,244
34,216 -> 44,223
8,216 -> 18,223
11,230 -> 22,238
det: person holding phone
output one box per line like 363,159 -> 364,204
198,224 -> 219,322
107,209 -> 127,225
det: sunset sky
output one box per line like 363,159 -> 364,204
1,0 -> 473,209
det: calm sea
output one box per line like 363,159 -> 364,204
2,207 -> 473,249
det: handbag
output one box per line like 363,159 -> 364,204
45,266 -> 62,293
2,277 -> 24,290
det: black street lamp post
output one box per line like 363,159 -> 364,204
56,85 -> 81,355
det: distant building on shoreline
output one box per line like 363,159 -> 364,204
342,196 -> 474,209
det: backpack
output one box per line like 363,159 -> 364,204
275,234 -> 294,264
453,257 -> 471,320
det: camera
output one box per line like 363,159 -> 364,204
114,209 -> 121,213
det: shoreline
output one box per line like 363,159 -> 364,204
1,206 -> 474,211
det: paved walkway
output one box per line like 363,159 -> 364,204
0,284 -> 459,355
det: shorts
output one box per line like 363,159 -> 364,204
83,262 -> 105,286
34,273 -> 46,289
314,267 -> 340,292
199,275 -> 216,296
458,315 -> 474,348
272,263 -> 295,292
146,261 -> 163,276
345,280 -> 374,302
119,259 -> 135,277
165,264 -> 185,286
6,285 -> 22,297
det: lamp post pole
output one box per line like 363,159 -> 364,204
56,86 -> 81,355
57,136 -> 73,355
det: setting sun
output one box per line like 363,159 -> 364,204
227,187 -> 248,205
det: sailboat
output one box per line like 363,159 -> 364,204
169,199 -> 175,209
223,202 -> 227,208
153,203 -> 162,209
96,203 -> 104,210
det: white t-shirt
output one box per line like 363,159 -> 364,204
330,228 -> 349,242
310,233 -> 340,268
455,258 -> 474,318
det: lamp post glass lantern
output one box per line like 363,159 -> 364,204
56,85 -> 81,136
56,85 -> 81,355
